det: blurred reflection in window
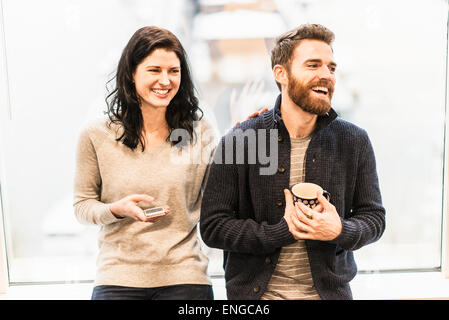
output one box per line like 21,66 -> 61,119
0,0 -> 447,283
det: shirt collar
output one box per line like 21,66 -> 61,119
266,94 -> 338,132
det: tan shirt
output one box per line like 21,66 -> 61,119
73,117 -> 217,288
261,135 -> 320,300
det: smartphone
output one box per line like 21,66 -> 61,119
144,206 -> 167,218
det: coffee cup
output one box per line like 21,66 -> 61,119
291,182 -> 330,209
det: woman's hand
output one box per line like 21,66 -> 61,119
234,107 -> 269,126
109,194 -> 169,223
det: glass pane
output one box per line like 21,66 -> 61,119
0,0 -> 447,284
192,0 -> 448,271
0,0 -> 199,282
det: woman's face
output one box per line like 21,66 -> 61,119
133,48 -> 181,110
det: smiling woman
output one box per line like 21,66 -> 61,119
72,26 -> 217,300
133,49 -> 181,111
132,48 -> 181,150
106,26 -> 202,151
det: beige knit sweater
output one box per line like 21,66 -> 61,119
73,116 -> 217,288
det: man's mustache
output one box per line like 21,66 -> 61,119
307,80 -> 334,94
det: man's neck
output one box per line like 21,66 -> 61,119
280,93 -> 317,138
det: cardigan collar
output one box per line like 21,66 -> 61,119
263,94 -> 338,133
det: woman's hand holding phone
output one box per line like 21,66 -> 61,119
109,194 -> 169,222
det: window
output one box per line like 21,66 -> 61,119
0,0 -> 448,286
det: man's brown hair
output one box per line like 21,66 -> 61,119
271,24 -> 335,90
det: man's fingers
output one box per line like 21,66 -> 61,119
291,214 -> 314,233
317,191 -> 332,209
284,189 -> 295,209
289,226 -> 312,240
314,203 -> 324,213
296,201 -> 315,219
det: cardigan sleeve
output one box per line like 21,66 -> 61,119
200,137 -> 296,255
330,130 -> 386,250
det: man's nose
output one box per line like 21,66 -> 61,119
317,65 -> 333,81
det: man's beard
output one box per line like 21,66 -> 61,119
287,73 -> 334,116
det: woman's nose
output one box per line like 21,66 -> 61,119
158,71 -> 170,86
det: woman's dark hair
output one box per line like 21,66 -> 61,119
105,26 -> 203,151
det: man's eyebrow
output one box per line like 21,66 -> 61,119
304,59 -> 337,67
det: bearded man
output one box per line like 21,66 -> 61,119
200,24 -> 386,300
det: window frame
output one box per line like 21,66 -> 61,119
442,7 -> 449,278
0,193 -> 7,294
0,0 -> 9,294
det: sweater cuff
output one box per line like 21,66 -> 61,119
265,218 -> 297,248
329,218 -> 359,250
100,203 -> 123,225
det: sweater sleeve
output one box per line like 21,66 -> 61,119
200,137 -> 296,255
73,124 -> 122,226
331,131 -> 386,250
187,118 -> 219,213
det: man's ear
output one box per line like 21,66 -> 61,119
273,64 -> 288,88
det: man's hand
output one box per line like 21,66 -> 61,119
283,189 -> 316,236
283,189 -> 297,230
284,190 -> 342,241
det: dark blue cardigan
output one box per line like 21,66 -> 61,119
200,95 -> 386,300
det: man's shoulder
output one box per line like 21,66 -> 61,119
329,117 -> 369,138
323,117 -> 373,153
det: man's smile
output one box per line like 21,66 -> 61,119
311,86 -> 329,96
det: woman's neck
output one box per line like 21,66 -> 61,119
141,105 -> 168,134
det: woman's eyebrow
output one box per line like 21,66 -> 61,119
145,65 -> 180,69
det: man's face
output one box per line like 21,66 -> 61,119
286,39 -> 336,115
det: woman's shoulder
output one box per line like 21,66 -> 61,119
194,115 -> 220,146
195,115 -> 215,132
78,115 -> 121,143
